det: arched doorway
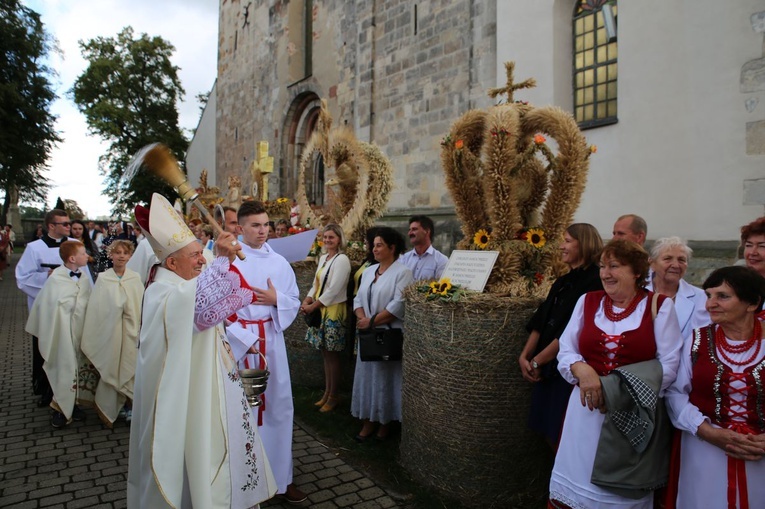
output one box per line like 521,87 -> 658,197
279,92 -> 323,205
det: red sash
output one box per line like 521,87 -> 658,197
236,317 -> 272,426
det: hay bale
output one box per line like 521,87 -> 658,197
400,291 -> 549,508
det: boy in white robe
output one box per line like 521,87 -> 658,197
225,200 -> 305,504
81,240 -> 144,427
25,240 -> 96,428
17,209 -> 92,406
127,193 -> 276,509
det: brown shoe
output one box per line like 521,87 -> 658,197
319,395 -> 340,413
279,484 -> 307,504
313,392 -> 328,407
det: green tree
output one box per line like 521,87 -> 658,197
0,0 -> 59,224
70,26 -> 188,214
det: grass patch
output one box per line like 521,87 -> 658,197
292,384 -> 468,509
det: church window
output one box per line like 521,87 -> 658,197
573,0 -> 617,128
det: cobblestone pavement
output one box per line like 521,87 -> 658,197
0,254 -> 405,508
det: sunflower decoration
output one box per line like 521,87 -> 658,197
418,277 -> 465,302
473,229 -> 491,249
526,228 -> 546,249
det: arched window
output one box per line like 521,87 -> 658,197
573,0 -> 618,128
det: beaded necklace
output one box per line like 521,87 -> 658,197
603,291 -> 644,322
715,320 -> 763,367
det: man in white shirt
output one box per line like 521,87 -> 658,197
400,215 -> 449,281
612,214 -> 647,246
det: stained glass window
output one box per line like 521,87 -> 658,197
573,1 -> 617,128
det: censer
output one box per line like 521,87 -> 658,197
239,350 -> 270,407
125,143 -> 245,260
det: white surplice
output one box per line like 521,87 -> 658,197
550,293 -> 683,509
225,242 -> 300,494
80,268 -> 144,425
25,266 -> 95,419
127,257 -> 276,509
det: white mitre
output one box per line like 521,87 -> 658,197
134,193 -> 196,262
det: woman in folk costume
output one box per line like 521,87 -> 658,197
80,240 -> 143,427
549,240 -> 683,509
665,266 -> 765,509
25,240 -> 97,428
127,193 -> 276,509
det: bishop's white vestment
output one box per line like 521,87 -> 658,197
127,257 -> 276,509
226,242 -> 300,494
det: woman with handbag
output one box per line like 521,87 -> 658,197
301,224 -> 352,412
351,227 -> 414,442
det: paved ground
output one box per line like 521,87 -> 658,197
0,253 -> 405,508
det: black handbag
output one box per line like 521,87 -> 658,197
358,315 -> 403,362
304,309 -> 322,327
303,255 -> 337,328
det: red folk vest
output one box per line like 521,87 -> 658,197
688,324 -> 765,434
579,290 -> 663,376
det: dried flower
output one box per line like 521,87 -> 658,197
455,139 -> 464,150
590,145 -> 597,153
534,134 -> 546,145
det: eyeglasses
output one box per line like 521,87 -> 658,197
52,222 -> 72,226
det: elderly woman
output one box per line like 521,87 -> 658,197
301,224 -> 351,413
519,223 -> 604,447
665,266 -> 765,508
646,237 -> 709,339
351,227 -> 413,441
549,240 -> 683,509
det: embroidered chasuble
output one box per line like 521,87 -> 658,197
127,257 -> 276,509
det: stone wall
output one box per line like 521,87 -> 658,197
216,0 -> 496,214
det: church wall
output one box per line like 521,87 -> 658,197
498,0 -> 765,242
216,0 -> 763,248
216,0 -> 495,220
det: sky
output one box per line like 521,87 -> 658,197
22,0 -> 219,218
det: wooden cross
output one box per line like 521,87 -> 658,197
487,61 -> 537,103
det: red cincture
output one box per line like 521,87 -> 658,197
236,317 -> 273,426
689,325 -> 765,509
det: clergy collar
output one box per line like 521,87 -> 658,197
41,233 -> 67,248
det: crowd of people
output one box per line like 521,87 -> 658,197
6,200 -> 765,508
518,214 -> 765,509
